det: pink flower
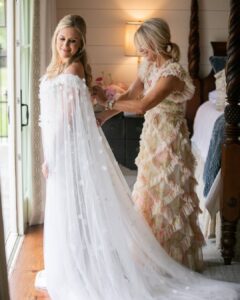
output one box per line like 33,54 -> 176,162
95,77 -> 104,86
105,87 -> 116,101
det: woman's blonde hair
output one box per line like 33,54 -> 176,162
46,14 -> 92,87
134,18 -> 180,62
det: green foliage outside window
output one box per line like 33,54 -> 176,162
0,0 -> 7,138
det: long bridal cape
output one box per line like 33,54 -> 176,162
38,73 -> 240,300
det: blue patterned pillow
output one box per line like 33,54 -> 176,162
209,56 -> 227,73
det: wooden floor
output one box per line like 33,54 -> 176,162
9,225 -> 50,300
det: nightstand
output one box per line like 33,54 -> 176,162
102,113 -> 144,170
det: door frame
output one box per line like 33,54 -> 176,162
5,0 -> 24,268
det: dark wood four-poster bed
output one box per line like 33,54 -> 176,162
187,0 -> 240,265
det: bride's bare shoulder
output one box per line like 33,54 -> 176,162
64,62 -> 84,80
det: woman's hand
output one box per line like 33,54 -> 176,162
42,162 -> 49,179
95,111 -> 109,126
92,86 -> 108,106
95,110 -> 118,126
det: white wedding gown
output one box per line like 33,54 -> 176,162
37,73 -> 240,300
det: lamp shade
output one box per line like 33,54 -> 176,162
124,21 -> 142,56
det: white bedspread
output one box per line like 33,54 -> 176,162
191,101 -> 240,258
191,101 -> 223,161
191,101 -> 222,236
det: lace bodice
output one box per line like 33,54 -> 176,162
39,74 -> 88,127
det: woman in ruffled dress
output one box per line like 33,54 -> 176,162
94,17 -> 205,271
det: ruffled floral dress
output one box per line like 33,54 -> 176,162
132,58 -> 205,271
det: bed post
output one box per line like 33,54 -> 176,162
187,0 -> 201,135
221,0 -> 240,265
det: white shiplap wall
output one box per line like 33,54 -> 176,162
56,0 -> 229,84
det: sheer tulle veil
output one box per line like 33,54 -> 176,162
38,73 -> 240,300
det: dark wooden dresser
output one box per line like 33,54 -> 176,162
102,113 -> 144,170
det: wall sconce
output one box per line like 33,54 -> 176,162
124,21 -> 142,64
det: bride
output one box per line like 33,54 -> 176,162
37,14 -> 240,300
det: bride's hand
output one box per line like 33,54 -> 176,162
42,162 -> 49,179
92,86 -> 108,106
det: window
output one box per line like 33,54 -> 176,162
0,0 -> 10,245
0,0 -> 24,267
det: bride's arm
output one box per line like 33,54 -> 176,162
64,62 -> 86,125
64,62 -> 85,79
40,63 -> 84,179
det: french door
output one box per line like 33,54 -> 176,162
0,0 -> 24,267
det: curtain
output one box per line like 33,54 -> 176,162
27,0 -> 56,225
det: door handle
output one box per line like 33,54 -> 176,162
20,90 -> 29,130
21,103 -> 29,129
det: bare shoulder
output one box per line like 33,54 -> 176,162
64,62 -> 85,79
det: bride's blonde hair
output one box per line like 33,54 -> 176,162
46,15 -> 92,87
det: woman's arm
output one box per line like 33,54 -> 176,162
95,110 -> 119,126
95,75 -> 184,115
118,76 -> 144,100
94,76 -> 144,124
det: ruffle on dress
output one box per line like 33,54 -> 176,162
132,116 -> 205,270
133,60 -> 204,271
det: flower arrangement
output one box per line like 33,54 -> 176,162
93,72 -> 128,111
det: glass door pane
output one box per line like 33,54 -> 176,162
0,0 -> 11,245
0,0 -> 23,264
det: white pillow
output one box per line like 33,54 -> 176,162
214,69 -> 226,111
214,69 -> 226,91
208,90 -> 217,104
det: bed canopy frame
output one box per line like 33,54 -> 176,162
187,0 -> 240,265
